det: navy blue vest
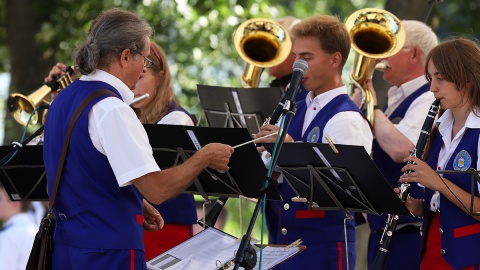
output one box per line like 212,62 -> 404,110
266,94 -> 365,246
368,84 -> 430,230
424,128 -> 480,269
152,101 -> 197,224
44,80 -> 144,250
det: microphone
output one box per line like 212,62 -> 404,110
266,59 -> 308,125
284,59 -> 308,102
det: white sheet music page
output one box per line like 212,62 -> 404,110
147,227 -> 299,270
253,246 -> 300,270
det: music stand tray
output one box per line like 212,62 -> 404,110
143,124 -> 281,201
0,145 -> 48,201
147,227 -> 305,270
197,84 -> 284,134
437,169 -> 480,217
264,142 -> 412,216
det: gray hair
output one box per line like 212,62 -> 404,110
276,16 -> 301,36
402,20 -> 438,65
74,8 -> 153,75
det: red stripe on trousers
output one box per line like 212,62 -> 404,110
295,210 -> 325,219
462,265 -> 480,270
337,242 -> 343,270
136,214 -> 144,224
130,249 -> 134,270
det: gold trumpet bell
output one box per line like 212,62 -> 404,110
8,66 -> 76,126
7,84 -> 52,126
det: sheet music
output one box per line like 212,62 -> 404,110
147,228 -> 300,270
253,246 -> 300,270
166,235 -> 239,270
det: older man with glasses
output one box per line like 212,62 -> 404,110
363,20 -> 438,270
43,8 -> 233,270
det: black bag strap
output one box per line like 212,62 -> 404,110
48,89 -> 118,210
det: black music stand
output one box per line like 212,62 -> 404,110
264,142 -> 412,217
0,145 -> 48,201
437,169 -> 480,217
197,84 -> 284,134
143,124 -> 281,201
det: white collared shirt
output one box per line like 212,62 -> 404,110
157,111 -> 194,125
0,213 -> 38,270
429,108 -> 480,211
80,70 -> 160,187
384,76 -> 436,144
304,86 -> 373,154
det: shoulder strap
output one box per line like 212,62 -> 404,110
48,89 -> 118,209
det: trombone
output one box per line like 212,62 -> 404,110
7,66 -> 76,126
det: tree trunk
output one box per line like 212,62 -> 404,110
4,0 -> 53,144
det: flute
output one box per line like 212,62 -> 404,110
130,93 -> 149,105
370,99 -> 440,270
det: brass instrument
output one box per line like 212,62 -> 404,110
200,19 -> 293,229
233,18 -> 292,88
8,66 -> 76,126
345,8 -> 405,124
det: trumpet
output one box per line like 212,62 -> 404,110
8,66 -> 76,126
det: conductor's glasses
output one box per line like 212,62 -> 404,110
140,53 -> 154,68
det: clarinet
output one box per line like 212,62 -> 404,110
370,99 -> 440,270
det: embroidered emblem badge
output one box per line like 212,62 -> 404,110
307,126 -> 320,143
453,150 -> 471,171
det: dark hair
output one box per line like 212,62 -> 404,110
74,8 -> 153,75
291,15 -> 351,71
425,38 -> 480,110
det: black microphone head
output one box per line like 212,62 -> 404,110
292,59 -> 308,74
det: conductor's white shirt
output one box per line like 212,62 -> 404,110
79,70 -> 160,187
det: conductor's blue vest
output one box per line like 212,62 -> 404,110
44,80 -> 144,250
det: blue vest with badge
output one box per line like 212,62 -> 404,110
151,101 -> 197,224
368,83 -> 430,230
266,94 -> 364,245
44,80 -> 144,250
424,128 -> 480,269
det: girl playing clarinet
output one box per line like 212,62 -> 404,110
400,37 -> 480,270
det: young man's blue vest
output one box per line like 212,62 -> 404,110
266,94 -> 364,246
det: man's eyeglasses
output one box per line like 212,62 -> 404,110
140,53 -> 154,68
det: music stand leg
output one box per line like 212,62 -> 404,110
233,104 -> 296,270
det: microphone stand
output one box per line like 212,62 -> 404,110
232,97 -> 298,270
